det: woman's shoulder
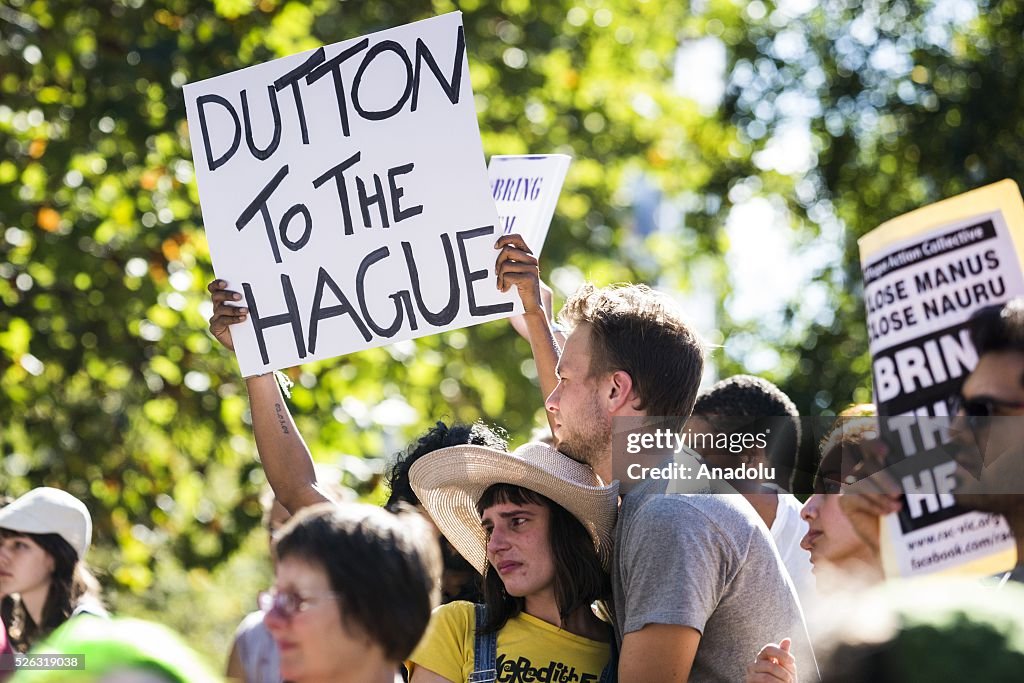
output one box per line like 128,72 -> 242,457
407,601 -> 479,674
430,600 -> 477,625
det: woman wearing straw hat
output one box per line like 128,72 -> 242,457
406,441 -> 619,683
0,487 -> 105,654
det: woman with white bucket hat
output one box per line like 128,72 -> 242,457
0,487 -> 104,653
406,441 -> 619,683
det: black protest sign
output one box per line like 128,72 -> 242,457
857,180 -> 1024,576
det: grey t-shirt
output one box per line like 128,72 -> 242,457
233,610 -> 281,683
612,481 -> 817,682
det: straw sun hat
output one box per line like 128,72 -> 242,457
409,442 -> 619,574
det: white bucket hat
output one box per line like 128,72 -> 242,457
0,487 -> 92,559
409,442 -> 619,574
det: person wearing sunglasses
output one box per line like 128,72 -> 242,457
259,501 -> 441,683
745,406 -> 887,683
840,299 -> 1024,586
757,303 -> 1024,683
944,300 -> 1024,584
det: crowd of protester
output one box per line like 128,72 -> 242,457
3,233 -> 1024,683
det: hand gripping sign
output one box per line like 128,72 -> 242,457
858,179 -> 1024,577
184,12 -> 520,377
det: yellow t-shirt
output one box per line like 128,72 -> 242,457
408,600 -> 610,683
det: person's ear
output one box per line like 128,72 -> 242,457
607,370 -> 637,412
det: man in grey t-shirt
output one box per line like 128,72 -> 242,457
615,481 -> 814,682
544,283 -> 816,681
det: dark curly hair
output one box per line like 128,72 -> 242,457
384,420 -> 509,508
383,420 -> 508,604
693,374 -> 801,489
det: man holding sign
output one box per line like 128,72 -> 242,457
950,301 -> 1024,583
842,298 -> 1024,585
855,179 -> 1024,576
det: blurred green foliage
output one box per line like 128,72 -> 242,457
713,0 -> 1024,415
0,0 -> 1016,663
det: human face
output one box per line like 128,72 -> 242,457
482,500 -> 556,603
948,351 -> 1024,515
546,325 -> 612,469
0,532 -> 54,599
800,494 -> 873,575
263,557 -> 364,683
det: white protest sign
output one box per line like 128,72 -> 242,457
858,179 -> 1024,577
488,154 -> 571,250
183,12 -> 520,377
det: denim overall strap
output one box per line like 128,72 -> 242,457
468,603 -> 497,683
598,620 -> 618,683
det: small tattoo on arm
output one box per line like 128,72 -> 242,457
274,403 -> 290,434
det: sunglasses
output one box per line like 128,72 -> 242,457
950,393 -> 1024,431
257,589 -> 342,620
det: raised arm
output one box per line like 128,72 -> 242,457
494,234 -> 560,434
508,279 -> 565,349
208,279 -> 333,514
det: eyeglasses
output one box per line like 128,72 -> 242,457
950,393 -> 1024,430
950,393 -> 1024,419
257,589 -> 343,620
